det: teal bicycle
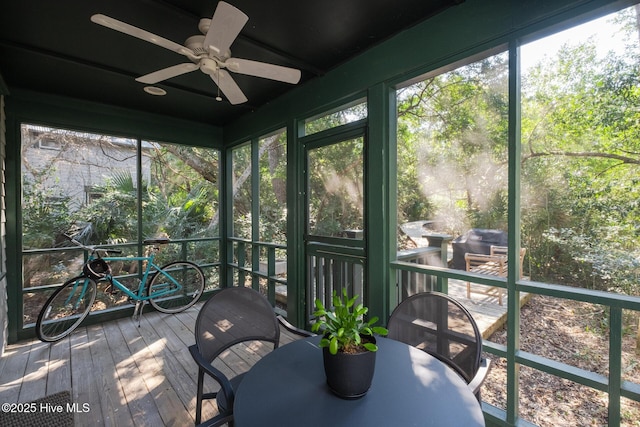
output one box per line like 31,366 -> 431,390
36,235 -> 205,342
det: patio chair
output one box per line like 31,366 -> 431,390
189,287 -> 280,425
387,291 -> 490,401
465,245 -> 527,305
277,315 -> 316,338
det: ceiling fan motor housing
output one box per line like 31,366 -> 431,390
185,35 -> 230,60
200,58 -> 218,75
185,35 -> 207,56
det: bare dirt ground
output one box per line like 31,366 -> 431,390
483,294 -> 640,427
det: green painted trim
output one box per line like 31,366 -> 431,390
608,307 -> 623,426
516,351 -> 608,392
223,146 -> 235,288
286,119 -> 306,327
366,83 -> 391,322
483,341 -> 508,358
299,119 -> 367,148
516,281 -> 640,310
386,89 -> 399,310
250,137 -> 260,291
622,380 -> 640,401
136,139 -> 144,245
4,111 -> 22,343
506,41 -> 523,425
7,89 -> 222,149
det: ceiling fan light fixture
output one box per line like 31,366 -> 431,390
143,86 -> 167,96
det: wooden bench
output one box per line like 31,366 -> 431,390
464,246 -> 526,305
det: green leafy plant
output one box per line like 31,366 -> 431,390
311,288 -> 388,355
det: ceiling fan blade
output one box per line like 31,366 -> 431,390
210,69 -> 248,105
135,63 -> 199,84
91,14 -> 197,60
226,58 -> 301,84
203,1 -> 248,57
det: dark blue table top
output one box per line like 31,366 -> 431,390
234,336 -> 485,427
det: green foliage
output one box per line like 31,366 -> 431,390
72,175 -> 139,243
517,22 -> 640,291
311,288 -> 388,355
147,144 -> 220,239
308,138 -> 364,236
397,53 -> 509,237
22,178 -> 72,249
396,8 -> 640,297
305,102 -> 367,135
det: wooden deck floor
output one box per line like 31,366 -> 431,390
0,285 -> 528,426
447,279 -> 532,339
0,304 -> 303,427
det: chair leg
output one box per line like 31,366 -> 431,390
196,368 -> 204,425
466,281 -> 471,299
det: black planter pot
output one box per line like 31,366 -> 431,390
322,336 -> 377,399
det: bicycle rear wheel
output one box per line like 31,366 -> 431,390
36,276 -> 97,342
147,261 -> 205,313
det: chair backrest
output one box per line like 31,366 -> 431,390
491,245 -> 526,275
194,287 -> 280,363
489,245 -> 508,257
387,292 -> 482,383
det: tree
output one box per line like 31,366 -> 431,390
396,53 -> 509,236
395,7 -> 640,294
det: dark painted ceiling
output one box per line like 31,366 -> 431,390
0,0 -> 463,127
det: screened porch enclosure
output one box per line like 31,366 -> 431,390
2,1 -> 640,426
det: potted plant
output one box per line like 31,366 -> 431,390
311,288 -> 388,399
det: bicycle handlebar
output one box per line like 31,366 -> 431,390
63,233 -> 123,255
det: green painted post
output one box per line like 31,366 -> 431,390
251,138 -> 260,292
366,83 -> 395,323
4,112 -> 22,343
608,307 -> 622,427
223,147 -> 234,288
506,41 -> 522,425
287,119 -> 307,327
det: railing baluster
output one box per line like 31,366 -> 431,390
609,306 -> 622,427
237,241 -> 246,287
266,246 -> 276,305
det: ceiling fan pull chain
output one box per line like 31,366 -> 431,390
216,67 -> 223,102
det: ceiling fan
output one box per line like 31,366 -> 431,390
91,1 -> 301,104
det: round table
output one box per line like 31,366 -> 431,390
233,336 -> 485,426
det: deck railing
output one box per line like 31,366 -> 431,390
227,237 -> 287,310
396,246 -> 441,298
307,249 -> 365,312
18,237 -> 221,341
390,259 -> 640,427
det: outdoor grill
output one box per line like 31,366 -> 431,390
451,229 -> 508,270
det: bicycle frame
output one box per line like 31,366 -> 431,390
93,252 -> 183,302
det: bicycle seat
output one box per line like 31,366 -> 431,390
143,238 -> 171,245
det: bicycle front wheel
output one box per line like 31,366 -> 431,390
147,261 -> 205,313
36,276 -> 97,342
